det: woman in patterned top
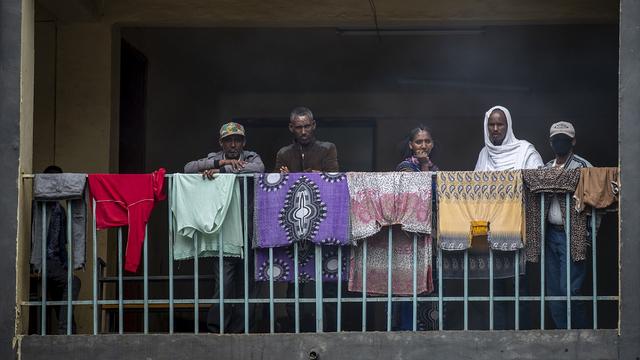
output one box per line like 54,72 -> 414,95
396,125 -> 440,172
393,125 -> 441,330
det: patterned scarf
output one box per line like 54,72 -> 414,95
347,172 -> 433,241
523,168 -> 587,262
437,171 -> 524,251
253,172 -> 350,248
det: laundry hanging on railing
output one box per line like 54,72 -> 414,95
347,172 -> 433,241
31,173 -> 88,271
437,170 -> 524,251
522,168 -> 587,262
574,167 -> 620,212
252,172 -> 350,282
171,173 -> 243,260
253,172 -> 350,248
349,226 -> 433,295
346,172 -> 433,294
88,168 -> 166,273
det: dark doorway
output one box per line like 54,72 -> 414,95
119,40 -> 148,173
118,40 -> 148,332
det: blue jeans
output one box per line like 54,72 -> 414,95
545,226 -> 588,329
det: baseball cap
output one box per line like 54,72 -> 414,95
219,122 -> 245,140
549,121 -> 575,138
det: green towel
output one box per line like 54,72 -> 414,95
171,173 -> 243,260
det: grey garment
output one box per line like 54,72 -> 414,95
31,173 -> 88,271
184,150 -> 265,174
544,153 -> 593,170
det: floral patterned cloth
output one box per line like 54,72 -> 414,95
347,172 -> 433,241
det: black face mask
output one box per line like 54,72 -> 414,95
551,137 -> 573,156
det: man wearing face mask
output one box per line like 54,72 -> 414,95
544,121 -> 592,329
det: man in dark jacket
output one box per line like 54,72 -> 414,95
274,107 -> 341,331
275,107 -> 339,173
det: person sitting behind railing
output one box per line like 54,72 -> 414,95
184,121 -> 265,333
34,165 -> 81,334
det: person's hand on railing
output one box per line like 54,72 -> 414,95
279,166 -> 290,174
221,159 -> 246,172
202,169 -> 218,180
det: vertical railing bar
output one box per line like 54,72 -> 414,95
591,207 -> 598,329
168,176 -> 174,334
464,249 -> 468,331
194,233 -> 199,334
489,248 -> 494,330
540,195 -> 545,330
118,228 -> 123,334
337,245 -> 342,332
219,230 -> 224,334
66,201 -> 73,335
92,199 -> 98,335
315,244 -> 323,333
387,226 -> 392,332
412,234 -> 417,332
143,225 -> 149,334
41,203 -> 47,335
515,249 -> 520,330
294,242 -> 300,334
242,177 -> 249,334
438,247 -> 443,331
362,239 -> 367,332
565,193 -> 571,329
268,247 -> 274,333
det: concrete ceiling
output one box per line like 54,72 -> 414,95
38,0 -> 618,26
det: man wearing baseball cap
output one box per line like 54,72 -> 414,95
184,121 -> 264,333
544,120 -> 592,329
184,122 -> 265,177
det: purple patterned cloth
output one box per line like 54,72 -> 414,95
253,172 -> 351,248
254,243 -> 349,283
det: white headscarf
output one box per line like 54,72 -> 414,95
474,105 -> 543,171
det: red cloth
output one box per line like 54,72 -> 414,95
88,168 -> 166,272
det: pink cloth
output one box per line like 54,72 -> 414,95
349,226 -> 433,295
347,172 -> 433,241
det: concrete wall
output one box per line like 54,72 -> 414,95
15,0 -> 35,339
1,0 -> 28,357
18,330 -> 619,360
617,0 -> 640,357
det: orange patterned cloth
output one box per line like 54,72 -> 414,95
437,170 -> 524,251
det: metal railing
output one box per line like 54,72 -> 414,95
20,173 -> 618,335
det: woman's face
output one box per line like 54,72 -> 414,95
409,130 -> 433,156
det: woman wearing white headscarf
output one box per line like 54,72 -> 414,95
475,105 -> 543,170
